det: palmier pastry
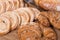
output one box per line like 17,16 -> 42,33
31,8 -> 40,19
34,0 -> 60,11
12,0 -> 19,9
19,0 -> 24,7
36,13 -> 50,27
6,12 -> 18,30
18,22 -> 42,40
48,11 -> 60,29
0,0 -> 6,14
20,8 -> 35,22
39,24 -> 57,40
0,16 -> 10,35
13,11 -> 22,26
0,0 -> 25,14
40,12 -> 49,18
16,9 -> 30,25
5,0 -> 12,11
1,11 -> 18,30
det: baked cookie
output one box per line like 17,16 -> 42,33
13,11 -> 22,26
5,0 -> 12,11
48,11 -> 60,29
0,16 -> 10,35
0,0 -> 6,14
31,8 -> 40,19
7,12 -> 18,30
19,0 -> 24,7
40,12 -> 49,18
18,22 -> 42,40
12,0 -> 19,9
1,11 -> 18,30
0,0 -> 25,14
39,24 -> 57,40
36,13 -> 50,27
16,8 -> 30,25
20,8 -> 35,22
34,0 -> 60,11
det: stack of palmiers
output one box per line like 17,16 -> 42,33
0,0 -> 60,40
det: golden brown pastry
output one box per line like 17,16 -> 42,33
36,14 -> 50,27
18,22 -> 57,40
40,12 -> 49,18
18,22 -> 42,40
39,24 -> 57,40
38,11 -> 60,29
48,11 -> 60,29
34,0 -> 60,11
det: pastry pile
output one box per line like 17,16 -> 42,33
0,7 -> 57,40
0,8 -> 40,35
0,0 -> 25,14
34,0 -> 60,11
18,22 -> 57,40
0,0 -> 60,40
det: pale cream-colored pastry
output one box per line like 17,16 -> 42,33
0,0 -> 25,14
20,8 -> 35,22
5,0 -> 12,11
31,8 -> 40,19
1,11 -> 18,30
0,16 -> 10,35
17,9 -> 30,25
10,0 -> 20,10
13,10 -> 22,26
19,0 -> 24,7
7,12 -> 18,30
0,0 -> 6,14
